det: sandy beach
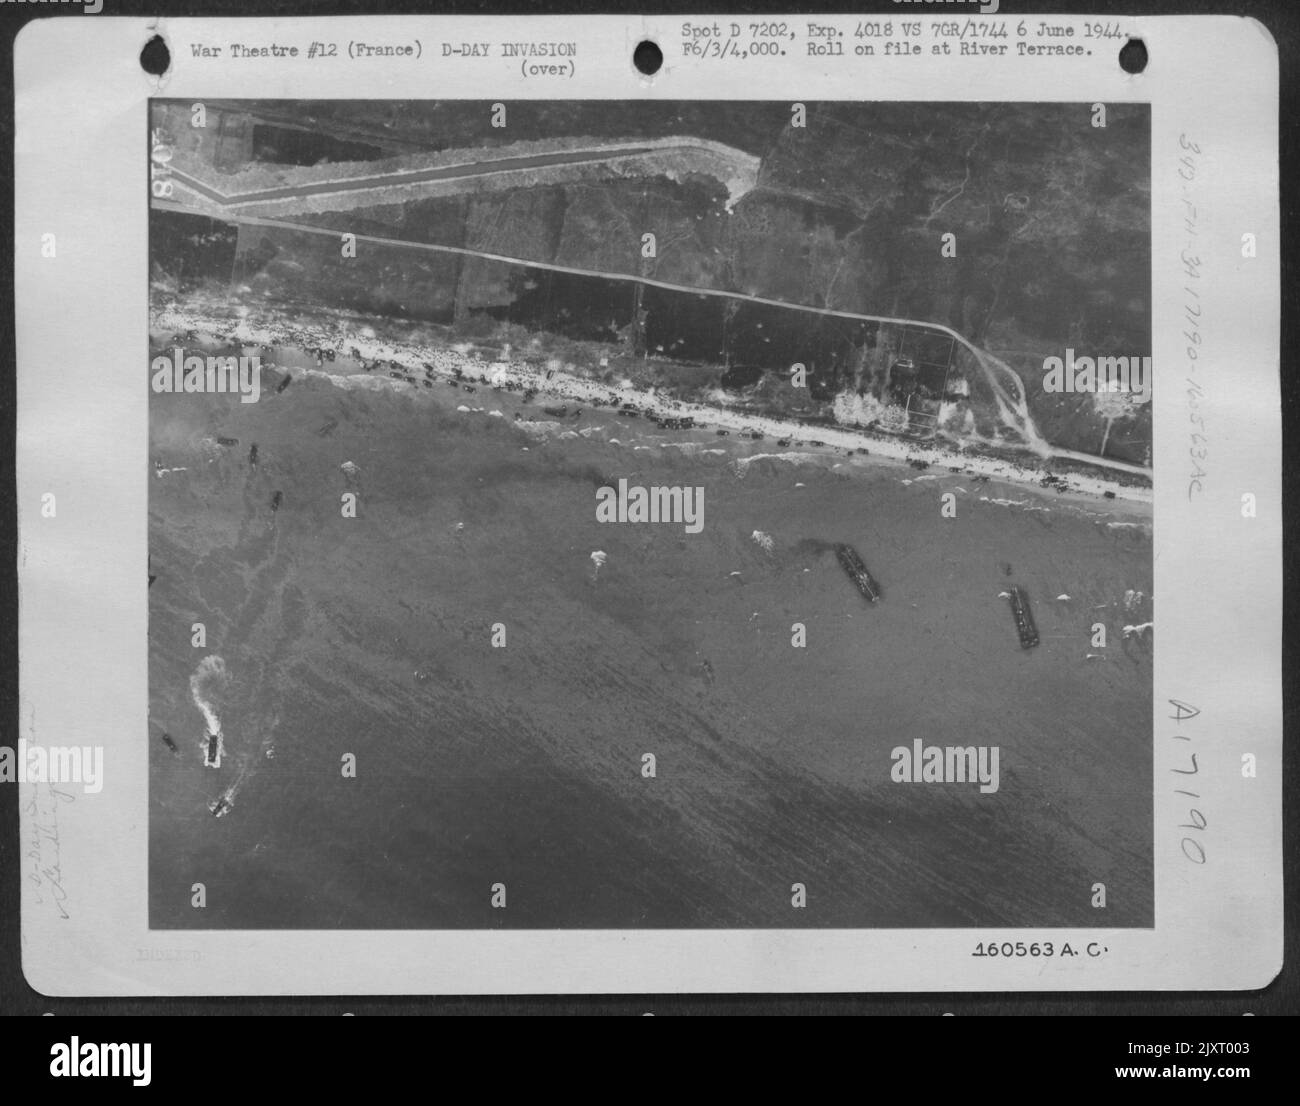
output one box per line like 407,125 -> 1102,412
152,302 -> 1154,513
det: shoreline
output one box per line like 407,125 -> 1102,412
150,300 -> 1153,518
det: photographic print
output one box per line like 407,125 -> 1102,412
15,12 -> 1279,995
147,98 -> 1153,929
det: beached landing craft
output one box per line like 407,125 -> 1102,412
834,543 -> 882,603
1006,585 -> 1040,649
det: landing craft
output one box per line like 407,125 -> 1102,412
1006,586 -> 1040,648
202,730 -> 224,769
834,543 -> 881,603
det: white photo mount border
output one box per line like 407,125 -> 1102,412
14,14 -> 1281,994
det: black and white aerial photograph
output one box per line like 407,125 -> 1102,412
146,99 -> 1153,929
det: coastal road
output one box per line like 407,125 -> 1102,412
152,199 -> 1148,480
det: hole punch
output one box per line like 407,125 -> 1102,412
633,40 -> 663,76
140,34 -> 171,77
1118,37 -> 1147,75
